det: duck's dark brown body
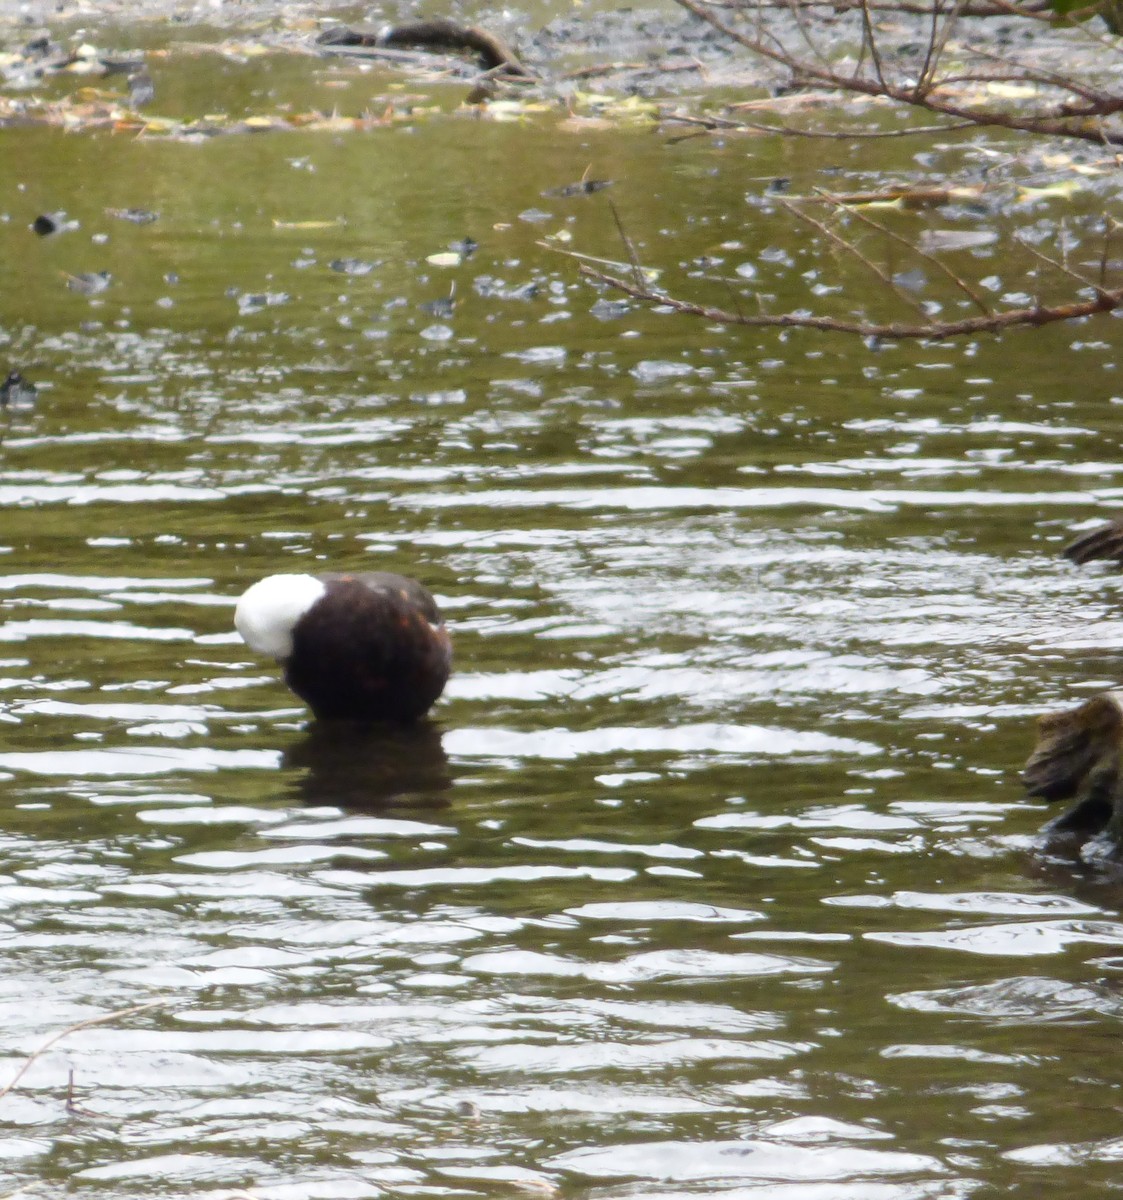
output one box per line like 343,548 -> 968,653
285,572 -> 451,722
1064,518 -> 1123,566
1021,519 -> 1123,844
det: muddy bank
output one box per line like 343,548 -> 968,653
1,0 -> 1117,106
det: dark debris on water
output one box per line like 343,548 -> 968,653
32,211 -> 77,236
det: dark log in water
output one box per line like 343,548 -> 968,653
317,21 -> 533,77
1023,692 -> 1123,840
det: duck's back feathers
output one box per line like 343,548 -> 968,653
284,572 -> 451,723
1064,519 -> 1123,566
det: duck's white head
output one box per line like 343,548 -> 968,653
234,573 -> 327,660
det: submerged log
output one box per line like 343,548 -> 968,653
1023,692 -> 1123,840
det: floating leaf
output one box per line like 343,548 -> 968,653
426,251 -> 464,267
272,218 -> 345,229
818,186 -> 984,210
1016,180 -> 1084,201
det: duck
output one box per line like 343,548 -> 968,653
1021,518 -> 1123,841
234,571 -> 451,722
1063,518 -> 1123,566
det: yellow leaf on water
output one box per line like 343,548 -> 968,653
1017,180 -> 1084,201
272,218 -> 345,229
426,252 -> 463,267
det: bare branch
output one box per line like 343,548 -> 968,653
574,261 -> 1123,340
666,109 -> 981,139
858,0 -> 890,93
673,0 -> 1123,145
916,0 -> 965,99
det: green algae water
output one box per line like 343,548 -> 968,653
2,36 -> 1123,1200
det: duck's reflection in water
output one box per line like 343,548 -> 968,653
282,721 -> 453,811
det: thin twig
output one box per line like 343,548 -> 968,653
608,198 -> 646,291
780,198 -> 931,317
858,0 -> 889,93
1013,230 -> 1100,289
1099,217 -> 1119,287
0,1000 -> 170,1103
811,189 -> 993,314
65,1068 -> 102,1118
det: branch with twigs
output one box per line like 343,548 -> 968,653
576,259 -> 1123,338
552,192 -> 1123,341
672,0 -> 1123,144
702,0 -> 1053,15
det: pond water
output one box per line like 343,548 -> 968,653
2,31 -> 1123,1200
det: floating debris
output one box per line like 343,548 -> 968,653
64,271 -> 111,295
421,294 -> 456,319
106,207 -> 158,225
590,298 -> 631,320
32,212 -> 77,237
236,291 -> 291,314
0,371 -> 37,407
98,51 -> 147,77
127,70 -> 155,108
473,275 -> 541,301
448,236 -> 478,258
542,178 -> 613,198
329,258 -> 378,275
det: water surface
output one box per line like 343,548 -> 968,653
2,34 -> 1123,1200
